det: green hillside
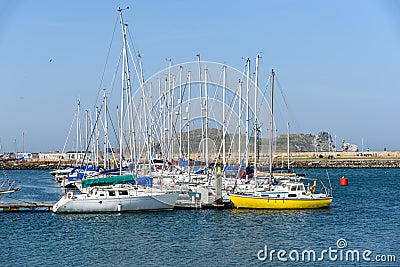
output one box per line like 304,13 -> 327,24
161,128 -> 319,155
275,133 -> 316,152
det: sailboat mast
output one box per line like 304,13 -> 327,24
76,100 -> 80,165
238,79 -> 242,166
204,67 -> 209,170
89,110 -> 94,164
171,78 -> 175,160
245,58 -> 250,178
269,69 -> 275,189
169,61 -> 175,161
138,53 -> 150,171
254,55 -> 260,176
167,59 -> 172,161
158,78 -> 163,160
197,54 -> 205,165
85,109 -> 89,153
287,122 -> 290,170
95,106 -> 99,167
179,66 -> 183,160
118,7 -> 129,174
119,26 -> 125,174
163,78 -> 167,164
104,93 -> 108,170
222,65 -> 226,178
187,71 -> 191,181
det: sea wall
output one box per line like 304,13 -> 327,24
290,159 -> 400,168
277,151 -> 400,168
1,160 -> 70,170
2,151 -> 400,170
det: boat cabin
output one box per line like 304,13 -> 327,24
88,188 -> 130,198
285,182 -> 306,198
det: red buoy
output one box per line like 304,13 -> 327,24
340,176 -> 348,186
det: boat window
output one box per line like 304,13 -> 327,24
118,190 -> 128,196
291,186 -> 297,191
99,193 -> 105,197
296,185 -> 303,191
109,191 -> 116,197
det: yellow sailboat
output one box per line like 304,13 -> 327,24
229,179 -> 333,209
228,69 -> 333,209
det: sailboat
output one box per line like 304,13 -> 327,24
52,175 -> 178,212
0,182 -> 21,200
229,70 -> 333,209
229,178 -> 332,209
53,7 -> 179,213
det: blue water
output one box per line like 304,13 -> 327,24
0,169 -> 399,266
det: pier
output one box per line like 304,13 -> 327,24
174,199 -> 232,210
0,201 -> 55,212
0,200 -> 232,212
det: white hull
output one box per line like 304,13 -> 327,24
50,168 -> 73,176
0,188 -> 21,200
53,186 -> 179,213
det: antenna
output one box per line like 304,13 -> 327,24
118,6 -> 129,12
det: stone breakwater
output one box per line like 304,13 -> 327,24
2,158 -> 400,170
1,160 -> 68,170
290,159 -> 400,168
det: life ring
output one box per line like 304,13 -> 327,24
67,192 -> 73,199
310,185 -> 316,194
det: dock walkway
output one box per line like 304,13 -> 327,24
0,202 -> 55,212
0,200 -> 232,212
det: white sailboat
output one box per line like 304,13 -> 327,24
0,185 -> 21,200
0,162 -> 21,200
53,184 -> 178,213
53,7 -> 178,213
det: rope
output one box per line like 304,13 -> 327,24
94,13 -> 120,108
0,161 -> 10,181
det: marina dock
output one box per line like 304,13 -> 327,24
174,199 -> 232,210
0,201 -> 55,212
0,200 -> 232,212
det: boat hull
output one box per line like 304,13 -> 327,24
53,192 -> 179,213
0,188 -> 21,200
229,194 -> 332,209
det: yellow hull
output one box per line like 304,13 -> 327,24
229,194 -> 332,209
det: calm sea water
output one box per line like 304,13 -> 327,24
0,169 -> 399,266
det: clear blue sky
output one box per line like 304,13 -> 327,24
1,0 -> 399,152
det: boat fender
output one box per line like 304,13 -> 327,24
67,192 -> 73,199
340,176 -> 348,186
310,185 -> 316,194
